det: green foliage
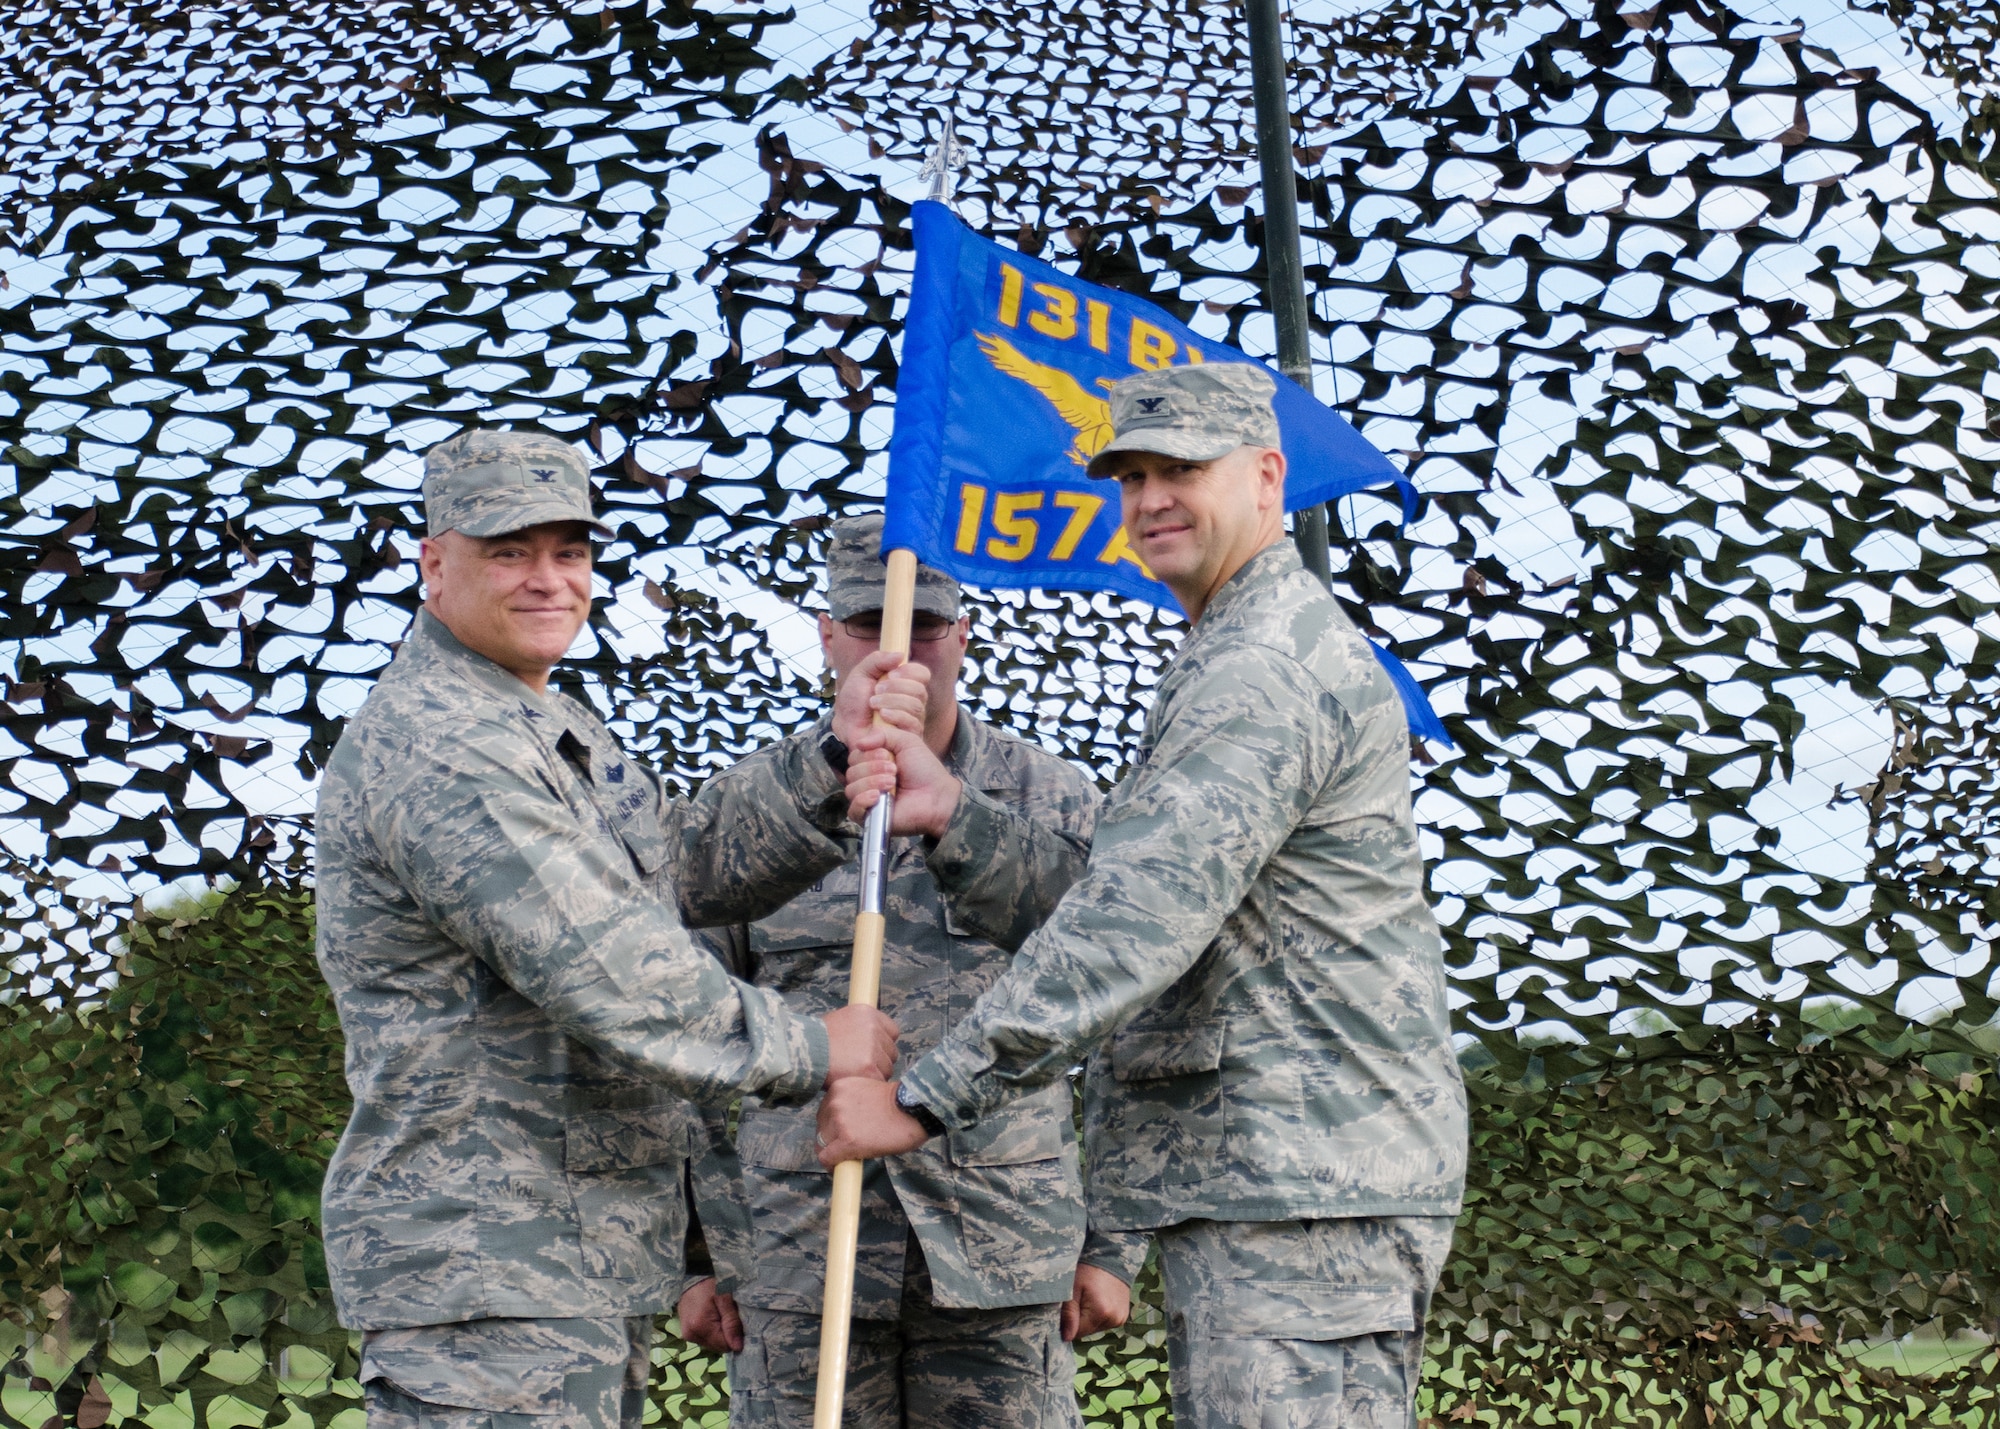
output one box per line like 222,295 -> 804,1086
2,884 -> 1994,1427
0,881 -> 349,1429
1428,1051 -> 2000,1424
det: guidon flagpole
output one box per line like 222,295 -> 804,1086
812,548 -> 919,1429
813,120 -> 962,1429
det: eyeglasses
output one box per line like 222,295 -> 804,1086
838,613 -> 958,643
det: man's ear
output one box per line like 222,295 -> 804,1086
816,615 -> 838,699
1260,447 -> 1287,508
418,535 -> 445,597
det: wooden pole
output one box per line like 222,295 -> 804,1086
811,547 -> 919,1429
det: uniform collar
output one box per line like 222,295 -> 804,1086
404,607 -> 579,734
1194,540 -> 1303,630
945,705 -> 1027,795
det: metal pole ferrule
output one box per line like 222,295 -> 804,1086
858,794 -> 893,916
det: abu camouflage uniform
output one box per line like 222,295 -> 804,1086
689,516 -> 1113,1428
315,430 -> 863,1429
900,367 -> 1470,1429
360,1319 -> 650,1429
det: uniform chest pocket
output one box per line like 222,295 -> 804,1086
563,1103 -> 692,1282
561,731 -> 670,878
736,1107 -> 826,1174
1110,1017 -> 1225,1082
616,820 -> 668,878
604,780 -> 669,877
947,1086 -> 1067,1167
564,1103 -> 691,1172
746,889 -> 858,1011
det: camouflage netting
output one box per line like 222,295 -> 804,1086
2,0 -> 1998,1423
1,889 -> 1993,1429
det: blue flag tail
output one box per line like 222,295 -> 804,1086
881,199 -> 1451,748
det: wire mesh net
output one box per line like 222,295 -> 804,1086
1,0 -> 1998,1419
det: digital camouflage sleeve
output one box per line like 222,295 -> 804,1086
901,544 -> 1468,1232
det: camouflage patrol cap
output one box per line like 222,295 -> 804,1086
423,428 -> 610,538
825,514 -> 961,621
1086,362 -> 1281,476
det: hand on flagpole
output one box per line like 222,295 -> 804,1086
831,648 -> 963,838
816,1078 -> 931,1169
830,649 -> 930,750
819,1004 -> 900,1084
845,728 -> 962,841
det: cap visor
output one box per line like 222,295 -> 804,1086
829,590 -> 961,621
1085,432 -> 1244,477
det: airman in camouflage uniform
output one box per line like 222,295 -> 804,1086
819,366 -> 1469,1429
314,430 -> 901,1429
677,516 -> 1113,1429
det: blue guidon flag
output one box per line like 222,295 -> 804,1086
881,199 -> 1451,748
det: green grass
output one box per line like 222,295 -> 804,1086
1845,1326 -> 1996,1380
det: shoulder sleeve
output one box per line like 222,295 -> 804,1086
924,745 -> 1101,952
664,726 -> 859,929
373,716 -> 829,1107
899,645 -> 1344,1127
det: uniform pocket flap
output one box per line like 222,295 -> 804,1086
948,1090 -> 1066,1167
744,908 -> 852,952
1204,1281 -> 1414,1341
747,927 -> 848,956
619,826 -> 668,876
362,1320 -> 632,1411
612,812 -> 668,868
748,886 -> 856,954
564,1103 -> 691,1173
611,793 -> 670,874
363,1352 -> 564,1414
736,1107 -> 826,1173
1111,1018 -> 1225,1081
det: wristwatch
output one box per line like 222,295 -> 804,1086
820,731 -> 850,775
895,1081 -> 948,1139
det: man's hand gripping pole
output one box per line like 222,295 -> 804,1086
811,548 -> 918,1429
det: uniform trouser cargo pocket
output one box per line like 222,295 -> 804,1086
360,1317 -> 648,1429
1155,1217 -> 1452,1429
732,1294 -> 1082,1429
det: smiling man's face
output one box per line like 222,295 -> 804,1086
419,521 -> 593,692
1103,443 -> 1287,620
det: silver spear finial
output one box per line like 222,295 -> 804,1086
919,113 -> 966,207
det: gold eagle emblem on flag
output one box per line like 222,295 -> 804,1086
975,333 -> 1118,466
